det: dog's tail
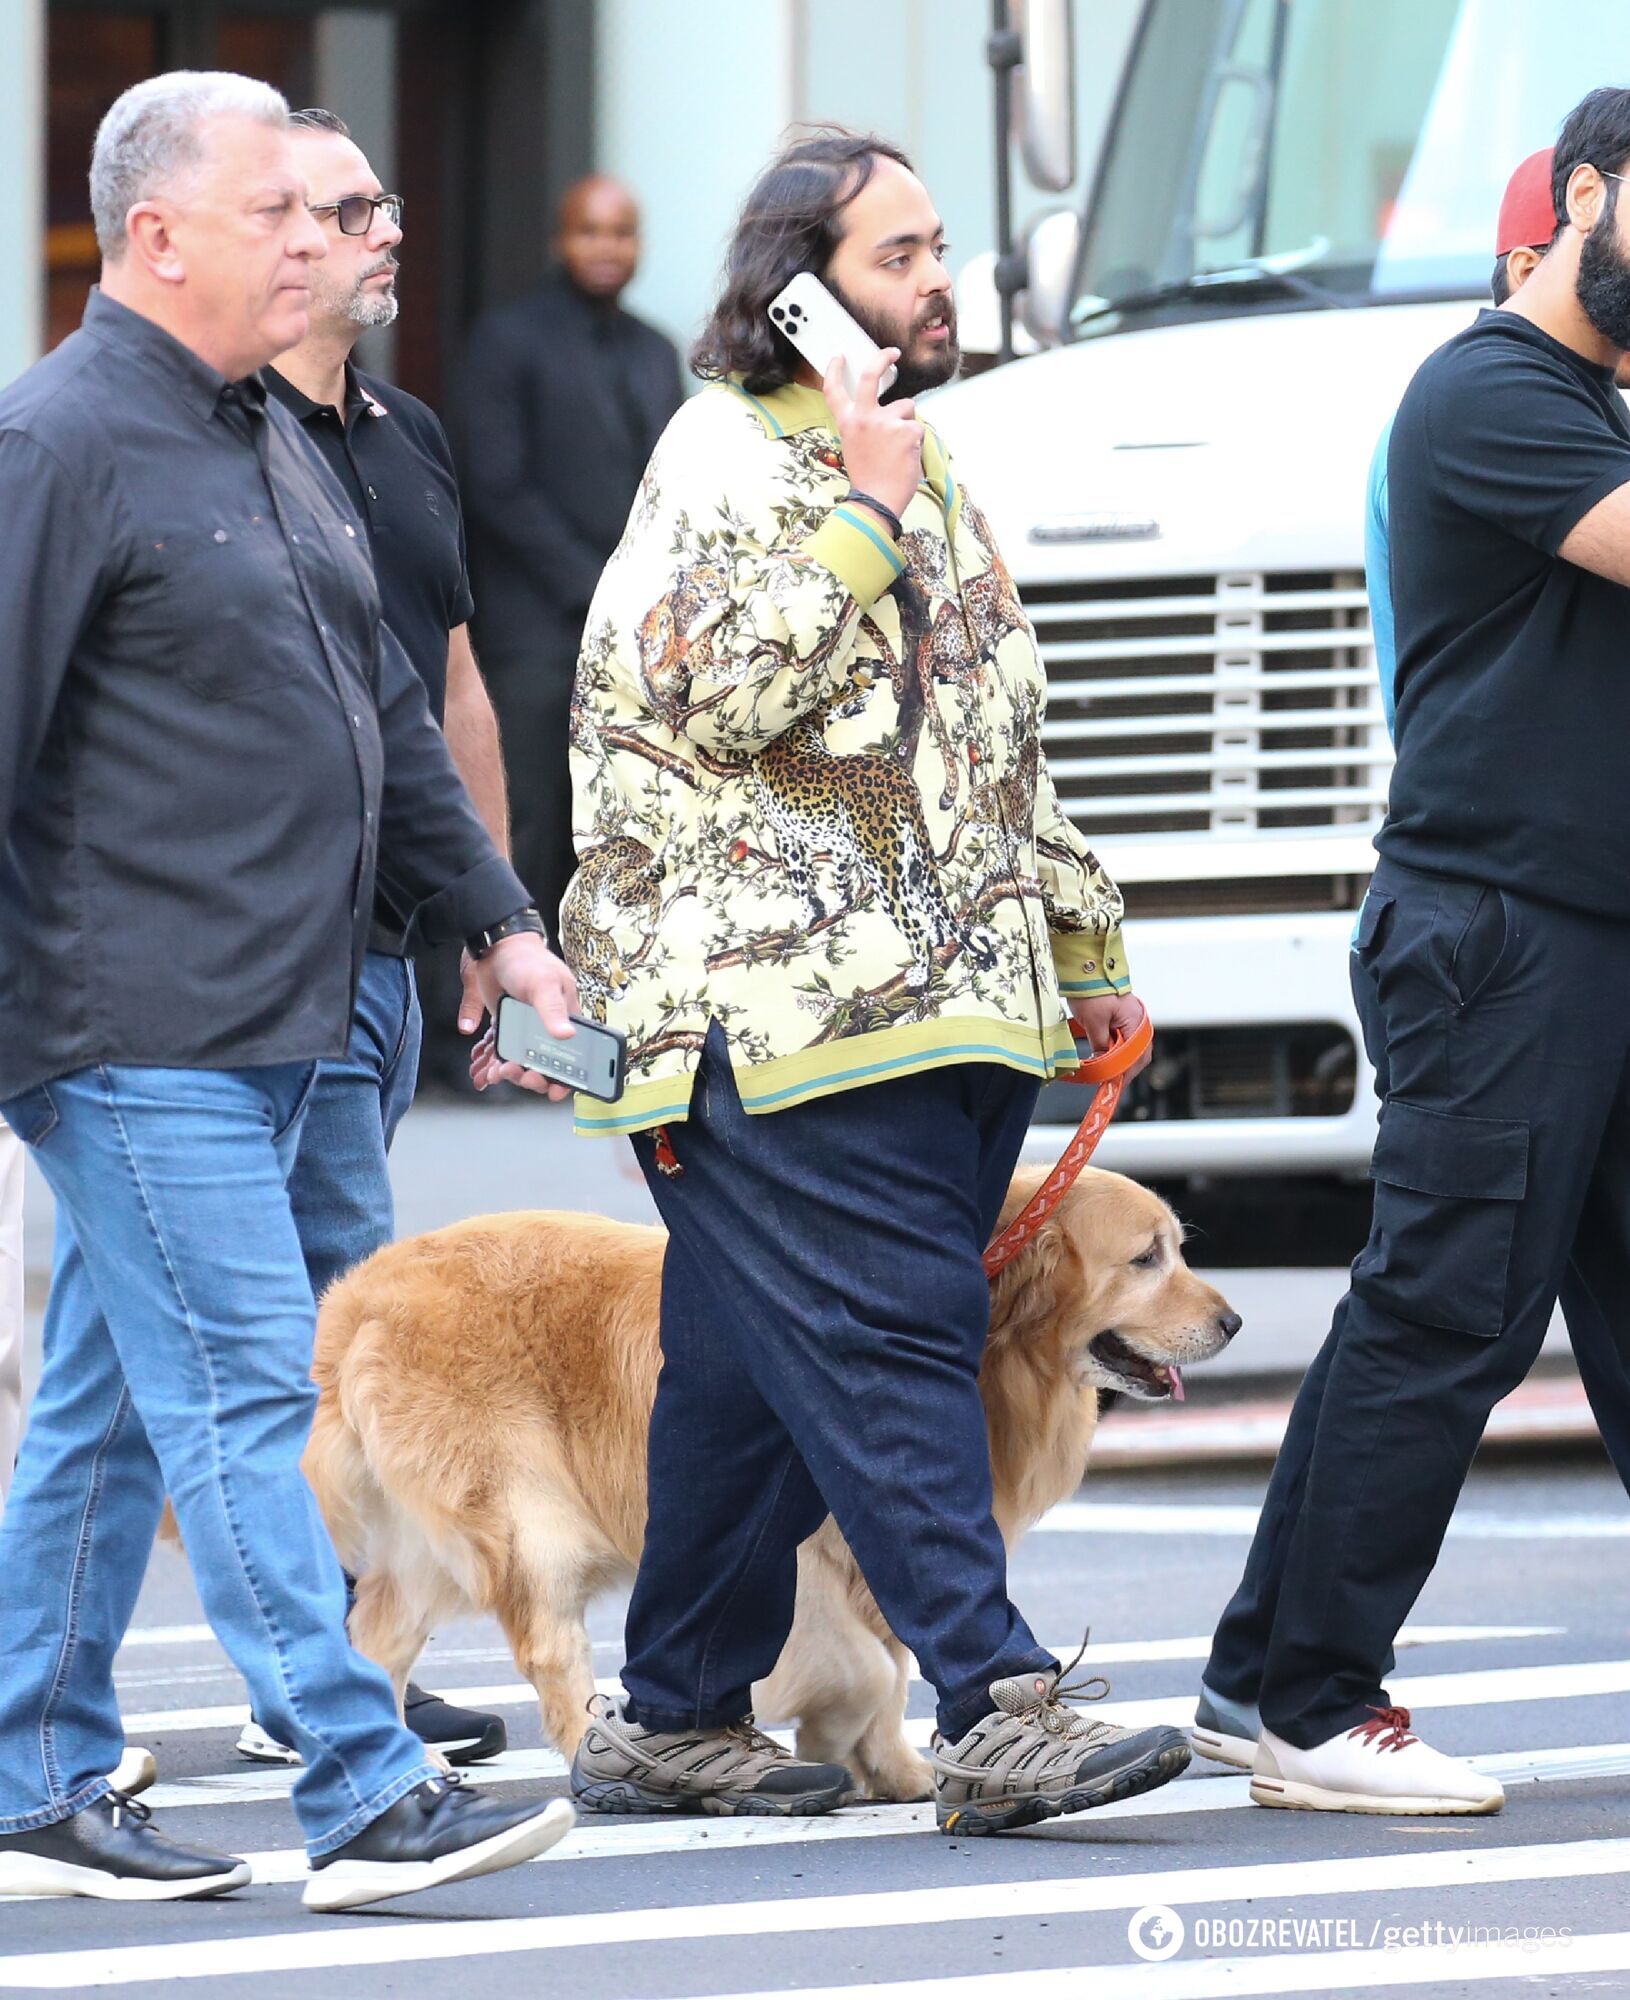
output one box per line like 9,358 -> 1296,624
305,1274 -> 511,1602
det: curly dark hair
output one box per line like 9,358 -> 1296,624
691,126 -> 912,392
1552,86 -> 1630,236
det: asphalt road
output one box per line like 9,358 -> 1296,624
5,1098 -> 1624,1996
2,1445 -> 1627,1999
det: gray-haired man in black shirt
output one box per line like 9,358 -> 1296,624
0,72 -> 577,1911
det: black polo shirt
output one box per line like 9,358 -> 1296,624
0,289 -> 527,1101
263,362 -> 473,722
265,361 -> 477,952
1382,310 -> 1630,916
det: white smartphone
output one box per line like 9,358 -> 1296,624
494,997 -> 627,1102
768,272 -> 898,396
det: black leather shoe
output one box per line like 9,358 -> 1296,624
303,1775 -> 575,1912
0,1793 -> 250,1900
404,1684 -> 507,1763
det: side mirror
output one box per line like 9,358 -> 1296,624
1013,0 -> 1076,194
1017,207 -> 1081,347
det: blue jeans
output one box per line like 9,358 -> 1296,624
623,1025 -> 1058,1744
0,1062 -> 435,1854
287,950 -> 422,1305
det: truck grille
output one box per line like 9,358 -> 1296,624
1028,570 -> 1392,841
1034,1023 -> 1359,1125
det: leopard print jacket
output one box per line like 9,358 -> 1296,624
562,379 -> 1128,1136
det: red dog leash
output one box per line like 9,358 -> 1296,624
982,1009 -> 1155,1282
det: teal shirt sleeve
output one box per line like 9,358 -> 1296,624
1365,416 -> 1396,740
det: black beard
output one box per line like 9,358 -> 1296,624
828,277 -> 961,400
1576,187 -> 1630,351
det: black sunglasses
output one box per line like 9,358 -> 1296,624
309,193 -> 404,237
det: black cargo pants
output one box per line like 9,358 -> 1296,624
1206,855 -> 1630,1748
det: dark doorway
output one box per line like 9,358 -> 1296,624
45,1 -> 593,406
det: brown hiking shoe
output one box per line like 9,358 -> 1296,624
570,1696 -> 852,1817
932,1656 -> 1191,1834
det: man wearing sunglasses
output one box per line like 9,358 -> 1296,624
246,107 -> 512,1771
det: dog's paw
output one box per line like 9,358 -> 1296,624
424,1745 -> 456,1778
862,1748 -> 934,1803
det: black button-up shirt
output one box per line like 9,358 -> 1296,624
0,290 -> 528,1100
263,360 -> 477,954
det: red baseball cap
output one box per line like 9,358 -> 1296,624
1496,147 -> 1559,256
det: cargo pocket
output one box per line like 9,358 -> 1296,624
1351,887 -> 1393,955
1352,1100 -> 1527,1338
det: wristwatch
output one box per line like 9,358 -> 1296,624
465,905 -> 548,960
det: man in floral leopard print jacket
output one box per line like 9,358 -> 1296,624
561,130 -> 1181,1835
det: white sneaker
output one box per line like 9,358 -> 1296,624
1251,1707 -> 1503,1815
235,1719 -> 302,1767
107,1747 -> 157,1798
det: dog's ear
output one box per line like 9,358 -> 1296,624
987,1209 -> 1068,1351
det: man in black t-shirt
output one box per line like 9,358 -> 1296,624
1200,87 -> 1630,1817
252,109 -> 513,1771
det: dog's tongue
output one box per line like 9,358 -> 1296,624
1170,1366 -> 1185,1402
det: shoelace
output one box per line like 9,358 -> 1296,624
1027,1631 -> 1113,1742
723,1715 -> 788,1760
106,1790 -> 152,1833
930,1632 -> 1117,1780
585,1691 -> 788,1767
1347,1705 -> 1418,1754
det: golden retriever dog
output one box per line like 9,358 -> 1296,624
303,1164 -> 1239,1801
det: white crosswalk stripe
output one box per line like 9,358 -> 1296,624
6,1603 -> 1628,1997
1036,1501 -> 1630,1538
106,1623 -> 1560,1707
7,1740 -> 1625,1904
116,1650 -> 1630,1749
685,1934 -> 1630,2000
2,1836 -> 1627,1987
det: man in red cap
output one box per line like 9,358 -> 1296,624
1193,93 -> 1630,1815
1363,149 -> 1630,731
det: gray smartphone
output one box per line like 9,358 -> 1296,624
494,997 -> 627,1102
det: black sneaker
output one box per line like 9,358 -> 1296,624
236,1685 -> 507,1768
302,1774 -> 574,1912
0,1793 -> 250,1901
404,1684 -> 508,1763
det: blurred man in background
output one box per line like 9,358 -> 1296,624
455,175 -> 682,969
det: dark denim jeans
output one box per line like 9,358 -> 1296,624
287,949 -> 423,1306
623,1026 -> 1058,1744
0,1062 -> 434,1854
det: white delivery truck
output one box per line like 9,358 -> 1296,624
933,0 -> 1617,1189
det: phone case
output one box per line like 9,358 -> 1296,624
767,272 -> 898,395
494,998 -> 627,1102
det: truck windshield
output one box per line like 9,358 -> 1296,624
1072,0 -> 1622,330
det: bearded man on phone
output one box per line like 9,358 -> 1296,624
547,128 -> 1179,1833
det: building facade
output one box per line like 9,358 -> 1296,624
7,0 -> 1139,402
